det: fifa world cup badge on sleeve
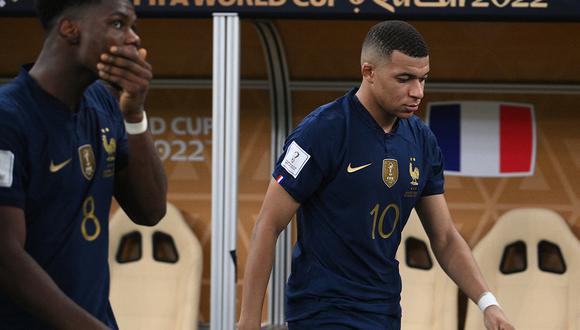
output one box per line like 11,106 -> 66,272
281,141 -> 310,178
0,150 -> 15,187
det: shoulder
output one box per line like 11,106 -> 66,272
0,78 -> 30,124
292,94 -> 350,139
399,115 -> 438,144
404,114 -> 429,131
0,81 -> 30,150
0,76 -> 27,106
281,94 -> 350,173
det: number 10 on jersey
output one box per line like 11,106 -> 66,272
370,203 -> 400,240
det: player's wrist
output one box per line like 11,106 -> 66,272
124,110 -> 148,135
477,291 -> 500,312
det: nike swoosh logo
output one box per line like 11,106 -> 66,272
49,159 -> 72,173
347,162 -> 372,173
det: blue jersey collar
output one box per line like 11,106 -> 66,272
347,87 -> 401,135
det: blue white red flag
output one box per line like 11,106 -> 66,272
426,101 -> 536,177
276,174 -> 285,184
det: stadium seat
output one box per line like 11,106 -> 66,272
397,209 -> 458,330
108,202 -> 203,330
464,208 -> 580,330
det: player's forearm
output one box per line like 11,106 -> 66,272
119,131 -> 167,226
239,222 -> 280,329
0,241 -> 107,329
431,229 -> 489,302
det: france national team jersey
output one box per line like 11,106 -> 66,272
273,88 -> 445,325
0,67 -> 128,329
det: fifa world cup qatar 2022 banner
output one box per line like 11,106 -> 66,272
1,0 -> 580,21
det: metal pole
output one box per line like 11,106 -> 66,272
211,12 -> 240,330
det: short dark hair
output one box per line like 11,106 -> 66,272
362,20 -> 429,59
34,0 -> 102,30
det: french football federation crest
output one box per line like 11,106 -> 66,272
409,157 -> 420,186
101,128 -> 116,160
382,159 -> 398,188
100,128 -> 116,178
78,145 -> 96,180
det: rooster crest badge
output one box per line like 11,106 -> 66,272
409,157 -> 419,186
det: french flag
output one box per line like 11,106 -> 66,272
426,102 -> 536,177
276,174 -> 285,184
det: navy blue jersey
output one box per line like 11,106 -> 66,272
273,88 -> 445,323
0,67 -> 128,329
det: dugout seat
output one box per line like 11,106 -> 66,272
396,209 -> 458,330
108,202 -> 203,330
464,208 -> 580,330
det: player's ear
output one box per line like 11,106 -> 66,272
361,62 -> 375,84
57,17 -> 80,45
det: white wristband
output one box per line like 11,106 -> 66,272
124,112 -> 148,135
477,292 -> 500,312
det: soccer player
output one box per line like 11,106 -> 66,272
0,0 -> 167,328
239,21 -> 514,329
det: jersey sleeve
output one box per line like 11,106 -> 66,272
421,128 -> 445,197
272,113 -> 342,203
0,108 -> 27,209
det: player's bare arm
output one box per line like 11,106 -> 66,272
415,194 -> 514,330
98,46 -> 167,226
239,179 -> 300,330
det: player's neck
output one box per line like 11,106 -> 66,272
29,51 -> 95,112
355,87 -> 398,133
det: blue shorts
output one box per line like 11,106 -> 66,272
287,308 -> 401,330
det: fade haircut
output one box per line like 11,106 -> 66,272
34,0 -> 102,30
361,20 -> 429,64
